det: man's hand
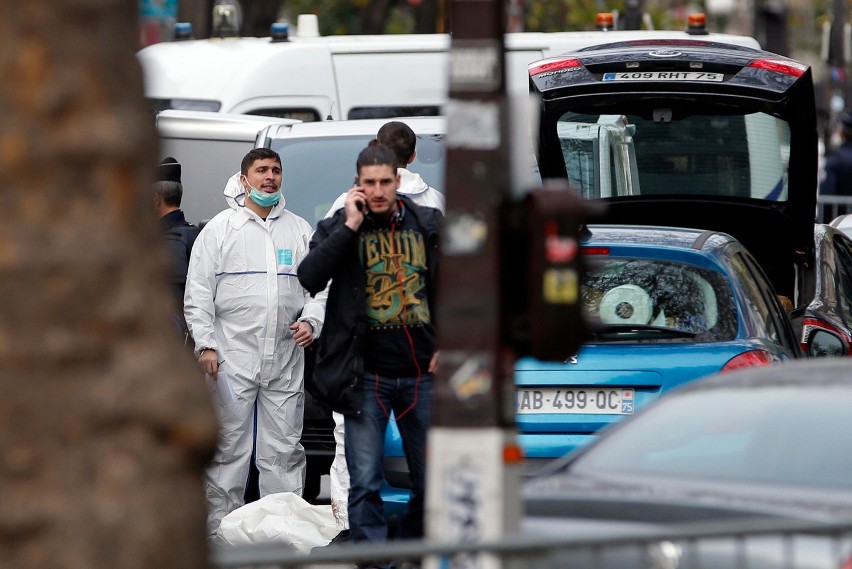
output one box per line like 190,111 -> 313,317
344,186 -> 367,231
291,321 -> 315,348
198,349 -> 220,379
428,351 -> 440,374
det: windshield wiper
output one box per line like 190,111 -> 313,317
591,324 -> 698,339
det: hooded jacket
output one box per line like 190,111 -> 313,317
297,195 -> 442,416
323,168 -> 445,217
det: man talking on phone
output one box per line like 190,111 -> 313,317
298,142 -> 442,565
320,120 -> 445,540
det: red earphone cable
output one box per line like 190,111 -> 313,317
375,212 -> 422,422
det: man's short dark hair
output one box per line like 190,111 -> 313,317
377,121 -> 416,168
241,148 -> 281,175
356,142 -> 397,173
153,180 -> 183,207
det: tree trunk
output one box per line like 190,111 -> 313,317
242,0 -> 283,37
361,0 -> 396,34
414,0 -> 441,33
0,1 -> 218,568
180,0 -> 215,38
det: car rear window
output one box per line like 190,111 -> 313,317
557,111 -> 790,203
583,257 -> 737,343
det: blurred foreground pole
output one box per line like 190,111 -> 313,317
426,1 -> 520,568
428,2 -> 589,567
0,1 -> 217,568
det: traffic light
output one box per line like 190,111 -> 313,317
503,180 -> 599,361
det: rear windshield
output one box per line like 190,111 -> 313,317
583,257 -> 737,343
268,133 -> 445,226
557,111 -> 790,202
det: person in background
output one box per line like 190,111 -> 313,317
298,143 -> 441,566
154,156 -> 200,344
184,148 -> 325,541
324,120 -> 444,214
820,112 -> 852,221
322,121 -> 445,540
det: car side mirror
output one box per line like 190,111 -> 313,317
807,329 -> 847,358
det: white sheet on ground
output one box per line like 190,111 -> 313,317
218,492 -> 338,552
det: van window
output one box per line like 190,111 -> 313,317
556,111 -> 790,202
348,106 -> 442,120
149,98 -> 221,114
247,108 -> 322,122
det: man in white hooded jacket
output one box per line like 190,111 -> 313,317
324,121 -> 444,216
323,121 -> 444,538
184,148 -> 325,540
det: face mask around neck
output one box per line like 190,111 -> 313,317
243,176 -> 281,208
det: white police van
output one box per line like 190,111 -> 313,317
140,13 -> 760,122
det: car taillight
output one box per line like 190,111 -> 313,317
801,316 -> 852,354
581,246 -> 610,256
748,58 -> 808,78
529,58 -> 582,77
722,350 -> 773,372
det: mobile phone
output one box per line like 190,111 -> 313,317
353,175 -> 367,212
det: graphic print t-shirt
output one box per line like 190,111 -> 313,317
361,225 -> 435,376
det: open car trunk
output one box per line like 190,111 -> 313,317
530,41 -> 818,305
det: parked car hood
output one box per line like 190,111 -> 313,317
524,471 -> 852,526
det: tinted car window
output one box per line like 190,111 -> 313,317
582,257 -> 736,342
556,111 -> 790,202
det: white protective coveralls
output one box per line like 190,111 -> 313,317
323,167 -> 444,531
185,172 -> 325,539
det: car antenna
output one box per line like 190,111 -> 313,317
326,101 -> 334,121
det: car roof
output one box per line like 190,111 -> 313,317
830,213 -> 852,231
259,116 -> 447,140
155,109 -> 300,141
584,224 -> 733,251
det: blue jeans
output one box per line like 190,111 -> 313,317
345,371 -> 432,545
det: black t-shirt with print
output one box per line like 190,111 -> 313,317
360,218 -> 435,377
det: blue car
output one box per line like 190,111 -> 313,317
514,224 -> 802,470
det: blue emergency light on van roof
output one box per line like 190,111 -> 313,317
271,22 -> 289,42
174,22 -> 192,40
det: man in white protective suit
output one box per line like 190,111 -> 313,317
323,121 -> 444,539
184,147 -> 325,540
